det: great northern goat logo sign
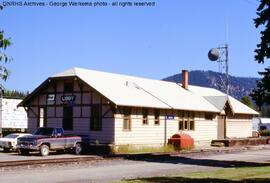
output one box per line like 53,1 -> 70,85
47,94 -> 56,105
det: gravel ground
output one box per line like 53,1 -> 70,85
0,151 -> 98,162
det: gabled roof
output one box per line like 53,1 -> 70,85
21,67 -> 259,115
54,68 -> 219,112
203,96 -> 228,111
188,85 -> 258,115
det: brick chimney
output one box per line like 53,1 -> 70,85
182,70 -> 188,89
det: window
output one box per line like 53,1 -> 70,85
64,82 -> 73,93
178,111 -> 195,131
190,120 -> 195,130
55,128 -> 64,136
34,127 -> 54,136
260,126 -> 267,131
123,118 -> 131,131
184,120 -> 188,129
179,120 -> 184,130
91,104 -> 102,131
154,109 -> 160,125
142,108 -> 148,125
63,106 -> 73,130
39,107 -> 47,127
123,107 -> 131,131
205,113 -> 213,120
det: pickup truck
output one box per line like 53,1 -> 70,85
17,127 -> 83,156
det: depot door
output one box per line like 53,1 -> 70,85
217,115 -> 226,139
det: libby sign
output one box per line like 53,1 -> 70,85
61,95 -> 76,103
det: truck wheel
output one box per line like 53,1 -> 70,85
75,143 -> 82,155
19,149 -> 29,155
40,144 -> 50,156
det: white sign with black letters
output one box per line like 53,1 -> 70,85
61,95 -> 76,103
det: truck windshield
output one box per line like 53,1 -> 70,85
34,128 -> 54,136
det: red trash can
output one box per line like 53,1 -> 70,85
168,133 -> 194,149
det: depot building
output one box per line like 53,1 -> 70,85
19,67 -> 258,147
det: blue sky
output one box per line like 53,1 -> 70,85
0,0 -> 267,92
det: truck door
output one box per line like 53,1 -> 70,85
65,136 -> 76,149
51,128 -> 66,149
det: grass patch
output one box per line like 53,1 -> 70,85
115,144 -> 176,154
187,166 -> 270,180
116,166 -> 270,183
259,130 -> 270,136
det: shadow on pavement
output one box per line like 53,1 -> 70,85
125,177 -> 270,183
118,154 -> 270,168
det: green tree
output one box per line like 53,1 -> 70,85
3,89 -> 28,99
250,79 -> 265,111
0,6 -> 12,137
0,31 -> 11,83
0,6 -> 11,91
241,96 -> 256,110
251,0 -> 270,109
254,0 -> 270,63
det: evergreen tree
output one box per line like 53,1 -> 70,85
251,1 -> 270,109
2,89 -> 28,99
250,80 -> 265,111
240,96 -> 256,110
254,0 -> 270,63
0,31 -> 11,82
0,7 -> 11,92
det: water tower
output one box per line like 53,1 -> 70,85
208,44 -> 229,95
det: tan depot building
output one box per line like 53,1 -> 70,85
19,67 -> 258,147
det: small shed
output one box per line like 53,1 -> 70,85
0,98 -> 27,136
259,118 -> 270,131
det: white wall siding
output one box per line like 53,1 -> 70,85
114,116 -> 165,146
183,119 -> 218,141
226,119 -> 252,138
114,113 -> 218,146
0,98 -> 27,129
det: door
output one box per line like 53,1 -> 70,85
50,129 -> 66,150
38,107 -> 47,127
217,115 -> 226,139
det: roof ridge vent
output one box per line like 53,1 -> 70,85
125,81 -> 141,90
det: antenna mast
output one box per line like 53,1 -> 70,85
208,44 -> 229,96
